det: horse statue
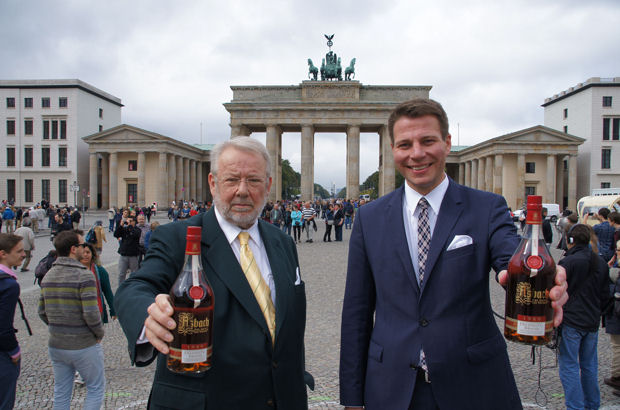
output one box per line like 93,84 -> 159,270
345,58 -> 356,80
307,58 -> 318,81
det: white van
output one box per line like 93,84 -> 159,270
542,203 -> 561,222
577,194 -> 620,225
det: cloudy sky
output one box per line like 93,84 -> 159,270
2,0 -> 619,190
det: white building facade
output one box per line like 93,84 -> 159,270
543,77 -> 620,199
0,79 -> 122,207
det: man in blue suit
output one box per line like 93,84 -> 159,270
339,99 -> 568,409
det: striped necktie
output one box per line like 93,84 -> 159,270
238,232 -> 276,344
417,197 -> 431,373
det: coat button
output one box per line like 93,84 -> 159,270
419,318 -> 429,327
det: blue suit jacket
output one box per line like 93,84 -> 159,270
340,179 -> 522,409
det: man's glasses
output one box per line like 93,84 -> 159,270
78,243 -> 88,248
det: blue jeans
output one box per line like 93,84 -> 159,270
558,325 -> 600,410
49,343 -> 105,410
345,215 -> 352,229
0,352 -> 20,409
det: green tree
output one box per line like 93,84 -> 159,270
281,159 -> 301,199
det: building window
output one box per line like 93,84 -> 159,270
41,97 -> 50,108
525,186 -> 536,196
24,119 -> 33,135
128,183 -> 137,204
6,147 -> 15,167
52,120 -> 58,139
99,108 -> 103,119
601,182 -> 611,189
59,97 -> 68,108
43,120 -> 49,139
6,97 -> 15,108
99,125 -> 103,132
59,179 -> 67,203
58,147 -> 67,167
25,180 -> 33,203
614,118 -> 620,141
603,96 -> 613,107
604,118 -> 610,140
602,148 -> 611,169
42,147 -> 50,167
7,180 -> 15,203
525,162 -> 536,173
128,160 -> 137,171
563,108 -> 568,119
24,147 -> 33,167
24,97 -> 33,108
7,119 -> 15,135
42,119 -> 66,139
60,120 -> 66,139
563,125 -> 568,133
42,179 -> 50,202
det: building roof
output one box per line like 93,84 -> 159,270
0,79 -> 123,107
542,77 -> 620,107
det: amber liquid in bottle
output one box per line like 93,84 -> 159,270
166,226 -> 214,373
504,196 -> 556,345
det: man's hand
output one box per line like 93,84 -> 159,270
498,265 -> 568,327
145,294 -> 176,354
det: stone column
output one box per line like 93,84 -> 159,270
266,125 -> 282,202
89,152 -> 98,209
190,159 -> 196,202
470,160 -> 478,189
230,125 -> 250,139
196,161 -> 203,202
176,155 -> 183,201
485,156 -> 493,193
464,161 -> 471,187
101,154 -> 109,209
516,154 -> 526,210
493,154 -> 503,196
556,155 -> 566,210
137,151 -> 146,205
109,152 -> 118,208
379,125 -> 395,196
168,154 -> 176,206
346,124 -> 361,200
546,155 -> 556,204
568,154 -> 577,211
478,157 -> 486,191
183,158 -> 190,201
301,124 -> 314,201
458,163 -> 465,185
159,152 -> 168,210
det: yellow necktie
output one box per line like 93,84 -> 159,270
238,232 -> 276,344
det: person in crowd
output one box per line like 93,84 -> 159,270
71,208 -> 81,230
542,207 -> 553,246
93,220 -> 106,255
50,213 -> 71,242
339,98 -> 568,409
47,205 -> 56,229
0,233 -> 25,409
587,208 -> 616,263
302,201 -> 317,243
283,204 -> 293,235
15,207 -> 23,229
604,244 -> 620,394
2,207 -> 15,234
114,215 -> 142,286
557,224 -> 610,409
323,203 -> 334,242
271,203 -> 282,228
136,214 -> 151,266
607,212 -> 620,267
333,203 -> 344,242
80,243 -> 116,324
114,137 -> 313,409
14,218 -> 35,272
38,230 -> 105,409
343,200 -> 354,230
291,204 -> 303,244
107,207 -> 116,232
144,221 -> 160,250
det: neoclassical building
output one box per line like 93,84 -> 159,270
83,124 -> 212,210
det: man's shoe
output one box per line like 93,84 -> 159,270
605,377 -> 620,389
308,239 -> 313,243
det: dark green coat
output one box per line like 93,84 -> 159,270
115,210 -> 312,409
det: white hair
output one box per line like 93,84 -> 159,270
210,137 -> 271,179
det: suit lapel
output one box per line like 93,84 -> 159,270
422,179 -> 464,290
384,185 -> 420,296
201,211 -> 271,338
259,222 -> 290,343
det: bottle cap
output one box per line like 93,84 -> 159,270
186,226 -> 202,254
526,195 -> 542,224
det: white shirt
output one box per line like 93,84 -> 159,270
402,175 -> 449,285
214,206 -> 276,305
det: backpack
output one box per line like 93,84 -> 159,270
34,251 -> 57,286
85,227 -> 97,244
0,273 -> 32,336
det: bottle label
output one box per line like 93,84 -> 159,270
176,311 -> 211,336
169,344 -> 212,364
505,315 -> 553,336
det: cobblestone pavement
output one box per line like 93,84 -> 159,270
10,213 -> 620,409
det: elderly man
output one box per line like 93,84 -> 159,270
115,137 -> 312,409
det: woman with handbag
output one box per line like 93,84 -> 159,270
323,204 -> 334,242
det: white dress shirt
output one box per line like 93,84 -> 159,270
402,175 -> 449,285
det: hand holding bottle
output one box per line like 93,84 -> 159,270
144,294 -> 176,355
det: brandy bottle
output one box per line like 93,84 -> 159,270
166,226 -> 214,373
504,195 -> 556,345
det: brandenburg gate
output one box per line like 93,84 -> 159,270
224,81 -> 430,201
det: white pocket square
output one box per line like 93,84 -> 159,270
447,235 -> 473,250
295,267 -> 301,285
